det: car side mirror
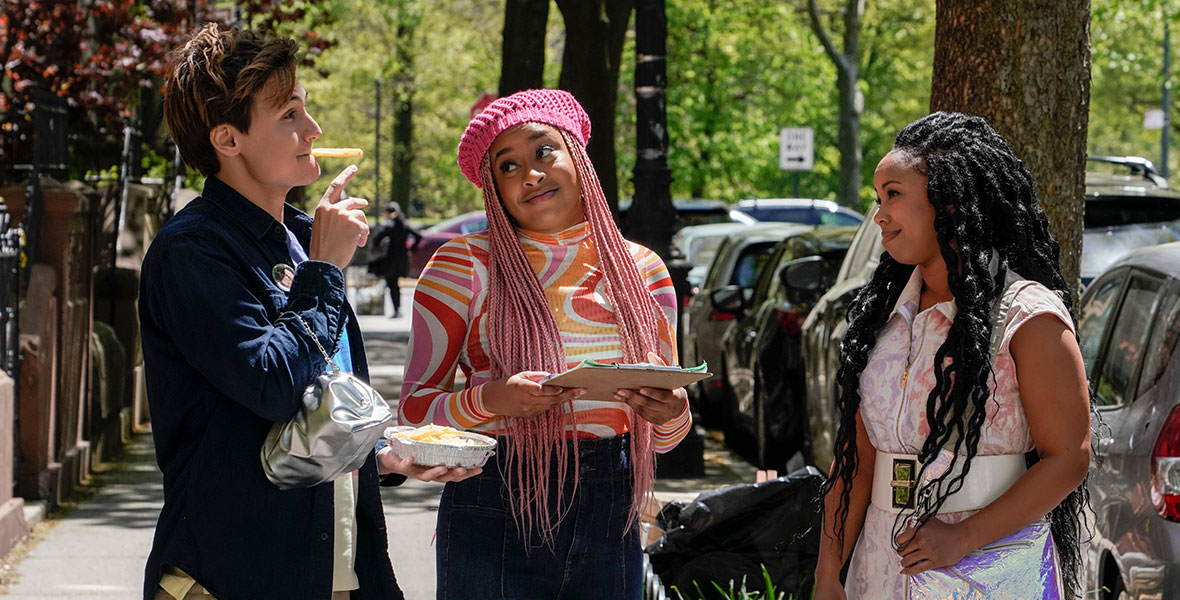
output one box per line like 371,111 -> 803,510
780,256 -> 830,296
710,285 -> 744,313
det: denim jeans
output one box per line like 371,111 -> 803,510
436,434 -> 642,600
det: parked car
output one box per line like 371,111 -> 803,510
617,198 -> 754,239
801,156 -> 1180,469
681,223 -> 811,425
1079,243 -> 1180,600
671,222 -> 784,295
407,210 -> 488,278
715,226 -> 857,469
733,198 -> 863,227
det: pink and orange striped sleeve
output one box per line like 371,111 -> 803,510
398,237 -> 496,430
635,246 -> 693,453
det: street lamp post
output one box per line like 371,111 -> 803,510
630,0 -> 676,260
375,78 -> 382,215
1163,1 -> 1171,180
632,0 -> 704,478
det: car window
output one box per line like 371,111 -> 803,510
1079,270 -> 1127,380
460,218 -> 488,234
1095,273 -> 1163,406
819,211 -> 863,227
1138,280 -> 1180,394
752,244 -> 792,306
730,243 -> 777,289
837,211 -> 882,284
743,207 -> 815,224
678,210 -> 733,228
702,237 -> 735,291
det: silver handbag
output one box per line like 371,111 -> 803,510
260,314 -> 393,489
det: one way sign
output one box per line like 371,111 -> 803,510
779,127 -> 814,171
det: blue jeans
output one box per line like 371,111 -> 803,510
436,434 -> 642,600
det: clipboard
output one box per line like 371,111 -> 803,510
541,360 -> 711,402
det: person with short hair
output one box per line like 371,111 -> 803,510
141,23 -> 476,600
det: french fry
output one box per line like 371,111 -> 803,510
311,147 -> 364,158
391,424 -> 478,445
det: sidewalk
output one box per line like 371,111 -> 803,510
0,283 -> 755,597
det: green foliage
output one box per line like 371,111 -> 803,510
615,0 -> 933,212
1090,0 -> 1177,180
669,564 -> 794,600
301,0 -> 503,218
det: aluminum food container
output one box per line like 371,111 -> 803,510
384,426 -> 497,468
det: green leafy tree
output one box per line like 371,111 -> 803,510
615,0 -> 932,211
302,0 -> 502,217
1090,0 -> 1175,178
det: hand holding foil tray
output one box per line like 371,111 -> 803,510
541,360 -> 711,402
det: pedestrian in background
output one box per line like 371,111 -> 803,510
368,201 -> 421,318
399,89 -> 694,599
812,112 -> 1091,599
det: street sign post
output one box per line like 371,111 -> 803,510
779,127 -> 814,171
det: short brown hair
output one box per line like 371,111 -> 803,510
163,24 -> 299,177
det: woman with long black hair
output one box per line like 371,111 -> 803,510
813,112 -> 1091,599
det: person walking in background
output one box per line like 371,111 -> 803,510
368,201 -> 421,318
812,112 -> 1091,599
399,89 -> 693,599
140,23 -> 475,600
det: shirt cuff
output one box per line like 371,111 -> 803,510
652,399 -> 693,452
465,385 -> 497,423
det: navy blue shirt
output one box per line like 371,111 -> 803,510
139,177 -> 403,600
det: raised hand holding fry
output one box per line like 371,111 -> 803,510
309,166 -> 370,269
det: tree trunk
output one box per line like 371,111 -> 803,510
391,0 -> 417,215
499,0 -> 549,96
807,0 -> 864,210
931,0 -> 1091,293
556,0 -> 634,212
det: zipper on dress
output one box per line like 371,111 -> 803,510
895,316 -> 928,452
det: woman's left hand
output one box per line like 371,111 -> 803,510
376,447 -> 482,483
895,518 -> 971,575
614,352 -> 688,426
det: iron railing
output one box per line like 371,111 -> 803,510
0,201 -> 22,382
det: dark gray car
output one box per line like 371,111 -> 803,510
1081,243 -> 1180,600
681,223 -> 810,426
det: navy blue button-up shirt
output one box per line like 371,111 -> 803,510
139,177 -> 403,599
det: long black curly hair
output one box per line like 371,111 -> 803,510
823,111 -> 1089,598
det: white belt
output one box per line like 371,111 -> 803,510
871,451 -> 1027,514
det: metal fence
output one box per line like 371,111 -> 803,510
0,201 -> 22,382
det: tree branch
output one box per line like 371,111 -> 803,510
843,0 -> 864,65
806,0 -> 841,66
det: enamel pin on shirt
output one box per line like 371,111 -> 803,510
272,263 -> 295,292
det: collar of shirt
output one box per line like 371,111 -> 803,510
202,176 -> 315,243
887,266 -> 958,328
516,220 -> 591,246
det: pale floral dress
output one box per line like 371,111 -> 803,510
844,268 -> 1074,599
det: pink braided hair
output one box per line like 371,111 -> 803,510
477,125 -> 670,545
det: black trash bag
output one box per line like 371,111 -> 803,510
646,466 -> 824,599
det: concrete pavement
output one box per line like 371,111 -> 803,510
0,282 -> 754,597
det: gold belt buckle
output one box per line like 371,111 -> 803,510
890,458 -> 916,509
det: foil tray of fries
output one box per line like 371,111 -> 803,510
384,425 -> 497,469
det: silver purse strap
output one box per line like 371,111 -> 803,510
294,314 -> 339,373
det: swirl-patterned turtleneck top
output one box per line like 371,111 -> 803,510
399,220 -> 692,451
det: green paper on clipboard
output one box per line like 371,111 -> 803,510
541,360 -> 712,402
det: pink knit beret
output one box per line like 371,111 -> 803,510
457,89 -> 592,187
